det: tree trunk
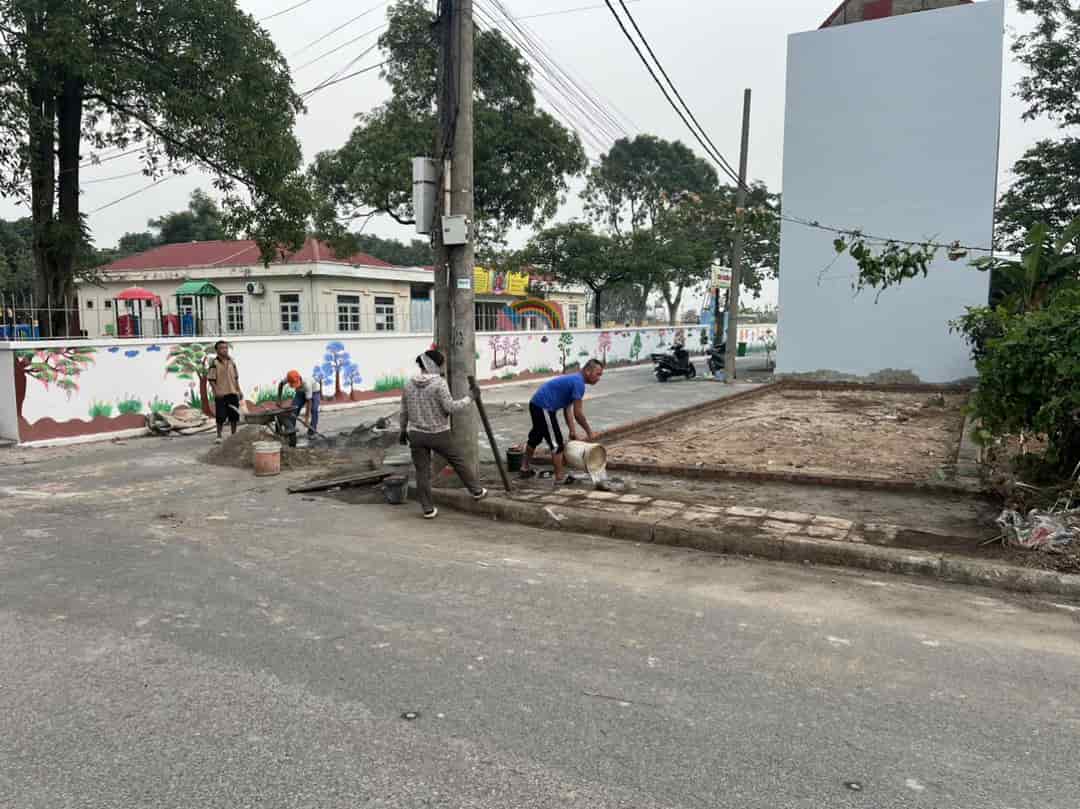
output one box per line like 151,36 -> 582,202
592,287 -> 603,328
14,357 -> 29,421
199,376 -> 212,417
52,75 -> 84,338
27,46 -> 56,337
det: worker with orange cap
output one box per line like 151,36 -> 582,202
277,369 -> 322,436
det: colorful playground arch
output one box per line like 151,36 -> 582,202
508,298 -> 565,330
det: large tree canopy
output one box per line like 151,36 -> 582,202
996,139 -> 1080,254
0,0 -> 311,334
309,0 -> 587,250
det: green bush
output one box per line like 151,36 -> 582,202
148,397 -> 174,414
374,375 -> 407,392
116,396 -> 143,415
970,293 -> 1080,474
88,401 -> 114,419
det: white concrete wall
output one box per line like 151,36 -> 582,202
777,0 -> 1003,382
0,349 -> 16,441
0,326 -> 681,443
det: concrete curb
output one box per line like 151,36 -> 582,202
426,488 -> 1080,599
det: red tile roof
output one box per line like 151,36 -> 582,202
103,237 -> 395,272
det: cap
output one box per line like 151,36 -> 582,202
286,370 -> 302,388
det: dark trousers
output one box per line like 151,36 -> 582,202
409,429 -> 481,512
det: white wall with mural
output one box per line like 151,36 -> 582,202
1,326 -> 695,444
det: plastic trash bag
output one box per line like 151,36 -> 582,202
996,508 -> 1080,551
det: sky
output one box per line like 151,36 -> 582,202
0,0 -> 1060,311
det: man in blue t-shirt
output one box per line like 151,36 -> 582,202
520,359 -> 605,484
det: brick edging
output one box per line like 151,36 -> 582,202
426,488 -> 1080,599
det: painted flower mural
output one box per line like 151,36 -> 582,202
597,331 -> 613,363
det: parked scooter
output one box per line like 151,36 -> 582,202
652,343 -> 697,382
706,342 -> 727,375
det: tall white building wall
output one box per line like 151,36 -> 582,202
776,0 -> 1003,383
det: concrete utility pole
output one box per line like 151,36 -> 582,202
724,88 -> 752,383
435,0 -> 480,476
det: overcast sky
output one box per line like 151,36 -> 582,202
0,0 -> 1059,310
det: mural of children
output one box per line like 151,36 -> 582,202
206,340 -> 242,443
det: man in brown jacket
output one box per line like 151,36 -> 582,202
207,340 -> 242,443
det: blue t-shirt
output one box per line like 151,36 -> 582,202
531,373 -> 586,412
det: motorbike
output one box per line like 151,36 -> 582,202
652,344 -> 697,382
706,343 -> 727,375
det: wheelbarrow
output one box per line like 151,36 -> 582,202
239,405 -> 300,447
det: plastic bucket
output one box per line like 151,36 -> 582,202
506,447 -> 524,473
253,441 -> 282,477
564,441 -> 607,477
382,474 -> 409,505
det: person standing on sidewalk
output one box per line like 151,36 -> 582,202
399,349 -> 487,519
519,359 -> 604,484
207,340 -> 242,443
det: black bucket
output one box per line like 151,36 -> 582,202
506,447 -> 524,474
382,474 -> 409,505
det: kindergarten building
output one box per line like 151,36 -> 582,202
76,237 -> 590,339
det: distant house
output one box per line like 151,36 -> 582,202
820,0 -> 971,28
78,237 -> 588,338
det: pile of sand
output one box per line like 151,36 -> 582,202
202,426 -> 350,471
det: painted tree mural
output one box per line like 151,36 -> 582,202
165,344 -> 214,416
558,332 -> 575,371
597,331 -> 613,363
488,335 -> 521,371
629,333 -> 643,361
344,362 -> 363,398
321,341 -> 353,402
13,347 -> 96,423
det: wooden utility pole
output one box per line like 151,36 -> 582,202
435,0 -> 480,476
724,88 -> 752,383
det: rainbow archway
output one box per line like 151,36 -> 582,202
509,298 -> 565,330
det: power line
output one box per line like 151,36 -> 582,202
517,0 -> 644,21
300,60 -> 387,98
290,0 -> 389,57
488,0 -> 634,138
292,23 -> 387,72
259,0 -> 321,23
82,169 -> 148,184
473,5 -> 612,156
88,174 -> 178,214
474,1 -> 627,152
601,0 -> 995,253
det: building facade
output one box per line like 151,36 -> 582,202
78,238 -> 588,339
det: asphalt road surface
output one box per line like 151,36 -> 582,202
1,371 -> 1078,808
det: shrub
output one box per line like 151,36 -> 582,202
116,396 -> 143,415
374,375 -> 408,393
88,401 -> 114,418
970,293 -> 1080,474
148,397 -> 174,414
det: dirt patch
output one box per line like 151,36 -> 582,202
203,426 -> 355,471
606,388 -> 967,482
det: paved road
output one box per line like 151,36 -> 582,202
1,374 -> 1079,808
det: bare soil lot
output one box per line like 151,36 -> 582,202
607,387 -> 968,483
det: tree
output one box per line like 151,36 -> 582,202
1012,1 -> 1080,128
165,344 -> 214,416
0,0 -> 311,336
309,0 -> 586,250
149,189 -> 229,245
13,346 -> 96,423
0,218 -> 34,297
353,234 -> 435,267
522,222 -> 643,328
320,341 -> 353,403
584,135 -> 718,322
994,3 -> 1080,253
